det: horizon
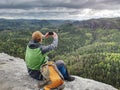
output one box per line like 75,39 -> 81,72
0,16 -> 120,21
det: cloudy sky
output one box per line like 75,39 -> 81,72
0,0 -> 120,20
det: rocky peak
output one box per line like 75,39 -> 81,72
0,53 -> 118,90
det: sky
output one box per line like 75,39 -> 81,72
0,0 -> 120,20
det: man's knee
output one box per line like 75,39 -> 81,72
55,60 -> 65,66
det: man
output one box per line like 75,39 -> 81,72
25,31 -> 75,81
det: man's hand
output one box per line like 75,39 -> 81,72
45,32 -> 58,38
44,32 -> 49,38
52,32 -> 58,38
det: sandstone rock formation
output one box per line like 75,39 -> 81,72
0,53 -> 118,90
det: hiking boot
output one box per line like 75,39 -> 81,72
65,76 -> 75,82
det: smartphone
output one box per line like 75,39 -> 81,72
48,32 -> 54,35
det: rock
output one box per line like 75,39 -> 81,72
0,53 -> 118,90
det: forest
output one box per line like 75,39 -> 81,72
0,18 -> 120,89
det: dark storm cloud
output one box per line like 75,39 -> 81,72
0,0 -> 120,10
0,0 -> 120,19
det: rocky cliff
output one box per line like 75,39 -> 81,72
0,53 -> 118,90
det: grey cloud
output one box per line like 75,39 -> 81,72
0,12 -> 69,20
0,0 -> 120,20
0,0 -> 120,10
0,8 -> 68,19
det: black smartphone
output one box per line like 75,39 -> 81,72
48,32 -> 53,35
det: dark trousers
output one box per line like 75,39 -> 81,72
27,68 -> 43,80
55,60 -> 70,80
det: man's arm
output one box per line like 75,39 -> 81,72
41,32 -> 58,54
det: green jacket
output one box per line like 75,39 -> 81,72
25,46 -> 48,70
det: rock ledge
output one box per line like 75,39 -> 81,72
0,53 -> 118,90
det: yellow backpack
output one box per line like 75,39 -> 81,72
38,61 -> 64,90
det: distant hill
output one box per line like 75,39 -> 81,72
0,19 -> 51,30
0,18 -> 120,31
0,19 -> 73,31
72,18 -> 120,30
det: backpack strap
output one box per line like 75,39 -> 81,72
40,62 -> 50,82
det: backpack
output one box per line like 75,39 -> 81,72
38,61 -> 65,90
